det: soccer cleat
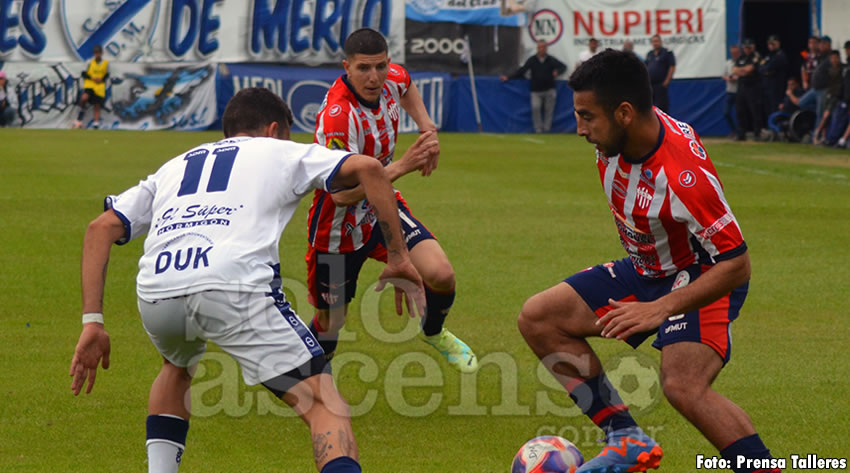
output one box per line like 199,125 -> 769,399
576,427 -> 663,473
72,120 -> 83,129
421,328 -> 478,373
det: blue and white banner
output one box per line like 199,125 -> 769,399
406,0 -> 527,27
2,61 -> 215,129
216,64 -> 449,134
0,0 -> 404,64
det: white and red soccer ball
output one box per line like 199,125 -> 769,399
511,436 -> 584,473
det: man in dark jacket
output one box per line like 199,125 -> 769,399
760,35 -> 789,116
501,41 -> 567,133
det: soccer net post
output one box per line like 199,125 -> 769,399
463,34 -> 483,133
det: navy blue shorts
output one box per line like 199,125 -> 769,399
565,258 -> 748,363
307,197 -> 435,309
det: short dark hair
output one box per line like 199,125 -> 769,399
344,28 -> 388,58
93,44 -> 103,53
568,49 -> 653,115
222,87 -> 293,138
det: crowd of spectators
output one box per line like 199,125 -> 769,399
725,35 -> 850,148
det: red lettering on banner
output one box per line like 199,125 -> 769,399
574,8 -> 704,36
655,9 -> 671,34
599,12 -> 618,36
676,9 -> 693,33
574,11 -> 593,35
624,10 -> 640,35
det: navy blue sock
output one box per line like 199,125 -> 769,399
77,107 -> 86,121
422,285 -> 454,336
566,374 -> 638,437
309,314 -> 338,356
720,434 -> 774,473
321,456 -> 361,473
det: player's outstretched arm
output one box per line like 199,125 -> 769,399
598,251 -> 751,340
399,82 -> 441,175
329,131 -> 439,207
70,210 -> 124,395
331,155 -> 426,317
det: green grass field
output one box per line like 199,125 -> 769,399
1,129 -> 848,472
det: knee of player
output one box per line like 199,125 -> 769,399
424,265 -> 455,292
661,370 -> 707,408
518,297 -> 547,337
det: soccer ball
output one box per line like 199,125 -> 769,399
511,436 -> 584,473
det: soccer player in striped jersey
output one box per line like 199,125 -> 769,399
306,28 -> 478,373
70,88 -> 425,473
518,50 -> 780,473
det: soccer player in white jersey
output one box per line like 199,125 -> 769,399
518,51 -> 780,473
69,88 -> 425,473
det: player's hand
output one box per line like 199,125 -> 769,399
376,257 -> 426,318
70,323 -> 111,395
596,299 -> 667,341
420,131 -> 440,176
399,131 -> 439,176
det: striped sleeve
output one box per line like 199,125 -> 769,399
667,165 -> 745,259
315,100 -> 361,154
387,63 -> 411,96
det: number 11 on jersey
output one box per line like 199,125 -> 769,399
177,146 -> 240,197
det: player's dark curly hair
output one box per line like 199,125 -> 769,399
344,28 -> 388,58
222,87 -> 293,138
568,49 -> 653,116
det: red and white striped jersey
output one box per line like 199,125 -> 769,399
308,64 -> 411,253
597,108 -> 746,278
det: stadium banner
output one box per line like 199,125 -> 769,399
403,19 -> 523,76
406,0 -> 527,26
2,61 -> 215,130
517,0 -> 726,79
0,0 -> 403,64
215,63 -> 449,133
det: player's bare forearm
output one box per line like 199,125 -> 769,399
399,82 -> 437,132
655,251 -> 751,317
81,210 -> 125,314
330,160 -> 406,207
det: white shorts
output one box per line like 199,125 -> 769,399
138,291 -> 324,386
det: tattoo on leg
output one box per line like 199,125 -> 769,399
312,431 -> 333,465
338,428 -> 354,457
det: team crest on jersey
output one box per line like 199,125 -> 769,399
328,104 -> 342,117
643,169 -> 653,179
327,137 -> 346,150
636,186 -> 652,209
689,140 -> 707,160
678,170 -> 697,188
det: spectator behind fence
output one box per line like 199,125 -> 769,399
72,45 -> 109,129
733,38 -> 763,141
501,41 -> 567,133
722,44 -> 741,138
838,41 -> 850,148
766,77 -> 804,140
801,35 -> 819,90
645,35 -> 675,112
623,40 -> 642,61
0,70 -> 14,127
812,50 -> 845,145
760,35 -> 789,116
798,36 -> 833,126
576,37 -> 600,69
